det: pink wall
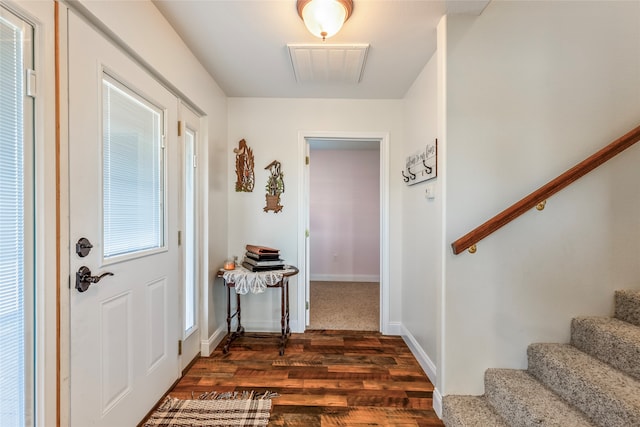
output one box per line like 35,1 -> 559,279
309,148 -> 380,281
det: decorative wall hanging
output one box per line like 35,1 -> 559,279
234,139 -> 255,192
264,160 -> 285,213
402,138 -> 437,185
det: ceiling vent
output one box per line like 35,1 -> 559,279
287,43 -> 369,84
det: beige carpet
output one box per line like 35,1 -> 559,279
308,281 -> 379,331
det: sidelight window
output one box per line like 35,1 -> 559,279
0,7 -> 35,427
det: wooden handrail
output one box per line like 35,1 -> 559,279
451,124 -> 640,255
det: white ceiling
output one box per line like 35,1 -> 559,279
153,0 -> 489,99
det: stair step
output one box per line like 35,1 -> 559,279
527,343 -> 640,427
571,316 -> 640,381
442,395 -> 508,427
485,369 -> 596,427
615,290 -> 640,326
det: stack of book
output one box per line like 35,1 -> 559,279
242,244 -> 285,272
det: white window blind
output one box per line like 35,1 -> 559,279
0,9 -> 33,427
184,128 -> 196,333
102,76 -> 165,259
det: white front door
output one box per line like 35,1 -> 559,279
68,13 -> 180,426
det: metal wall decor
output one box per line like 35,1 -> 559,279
234,139 -> 255,192
402,138 -> 437,185
264,160 -> 285,213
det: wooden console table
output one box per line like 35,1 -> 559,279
217,266 -> 298,356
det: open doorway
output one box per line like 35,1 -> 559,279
307,140 -> 380,330
296,132 -> 390,334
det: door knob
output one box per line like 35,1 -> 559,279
75,266 -> 114,292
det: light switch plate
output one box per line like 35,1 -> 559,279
425,184 -> 435,200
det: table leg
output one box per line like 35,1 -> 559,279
279,281 -> 286,355
236,292 -> 244,335
225,283 -> 231,334
285,278 -> 290,337
223,286 -> 245,354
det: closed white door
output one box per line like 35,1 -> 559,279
68,13 -> 180,426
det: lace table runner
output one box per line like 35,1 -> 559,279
222,266 -> 296,295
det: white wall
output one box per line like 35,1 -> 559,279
443,0 -> 640,395
401,51 -> 441,383
227,98 -> 403,331
309,149 -> 380,282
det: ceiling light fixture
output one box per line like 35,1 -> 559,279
296,0 -> 353,41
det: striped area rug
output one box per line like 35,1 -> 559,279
144,391 -> 275,427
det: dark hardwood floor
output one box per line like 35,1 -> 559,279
168,330 -> 445,426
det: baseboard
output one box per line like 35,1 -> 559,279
433,387 -> 443,419
310,274 -> 380,282
201,325 -> 226,356
244,320 -> 282,332
400,325 -> 437,385
399,324 -> 441,418
205,318 -> 302,342
384,321 -> 403,336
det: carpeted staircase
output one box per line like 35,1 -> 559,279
442,289 -> 640,426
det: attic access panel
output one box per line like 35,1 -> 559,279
287,43 -> 369,84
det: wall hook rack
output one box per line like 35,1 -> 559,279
402,139 -> 437,185
422,159 -> 432,174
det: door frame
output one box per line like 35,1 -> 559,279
296,131 -> 391,334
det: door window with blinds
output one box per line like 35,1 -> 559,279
102,74 -> 166,260
0,6 -> 34,427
